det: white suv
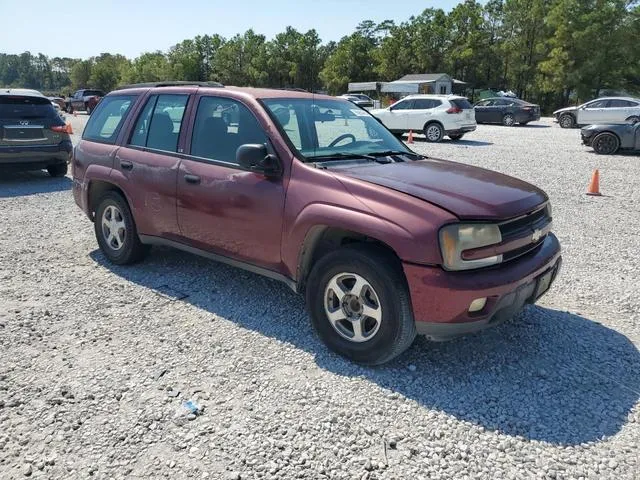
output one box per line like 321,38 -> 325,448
370,95 -> 477,142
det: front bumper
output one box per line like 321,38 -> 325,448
581,133 -> 594,146
403,233 -> 561,340
0,141 -> 72,171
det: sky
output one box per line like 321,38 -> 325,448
0,0 -> 465,59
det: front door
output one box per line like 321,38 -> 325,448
176,95 -> 286,271
114,93 -> 191,239
384,99 -> 412,131
474,99 -> 495,123
577,99 -> 609,124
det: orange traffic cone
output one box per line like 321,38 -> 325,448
586,169 -> 601,196
407,130 -> 414,144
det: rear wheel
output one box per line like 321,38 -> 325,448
592,132 -> 620,155
448,134 -> 464,141
47,163 -> 67,177
559,114 -> 574,129
94,191 -> 149,265
424,122 -> 444,142
502,113 -> 515,127
305,244 -> 416,365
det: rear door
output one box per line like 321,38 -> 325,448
607,99 -> 639,123
0,95 -> 67,162
405,98 -> 440,131
114,93 -> 191,239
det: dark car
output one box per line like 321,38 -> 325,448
581,122 -> 640,155
0,90 -> 72,177
66,89 -> 105,114
474,97 -> 541,126
73,82 -> 560,365
339,94 -> 375,108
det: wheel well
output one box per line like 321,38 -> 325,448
423,120 -> 443,132
296,226 -> 402,293
88,181 -> 126,221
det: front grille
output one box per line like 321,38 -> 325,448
499,205 -> 552,262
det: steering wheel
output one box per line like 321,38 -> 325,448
328,133 -> 356,148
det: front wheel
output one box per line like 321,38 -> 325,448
592,132 -> 620,155
305,245 -> 417,365
559,114 -> 574,128
47,163 -> 67,177
424,123 -> 444,142
94,191 -> 149,265
448,134 -> 464,141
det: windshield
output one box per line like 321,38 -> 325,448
263,98 -> 411,160
0,96 -> 58,120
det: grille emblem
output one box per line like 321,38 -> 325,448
531,229 -> 543,242
19,120 -> 29,126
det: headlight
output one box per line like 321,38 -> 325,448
439,224 -> 502,271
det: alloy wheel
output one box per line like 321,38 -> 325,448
324,272 -> 382,343
101,205 -> 126,251
425,124 -> 442,142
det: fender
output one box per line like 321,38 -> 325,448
283,202 -> 418,280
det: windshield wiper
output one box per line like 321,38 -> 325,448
308,153 -> 392,164
367,150 -> 425,159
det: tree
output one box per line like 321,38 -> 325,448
213,30 -> 268,86
70,60 -> 92,90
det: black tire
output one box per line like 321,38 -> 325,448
592,132 -> 620,155
67,104 -> 73,114
502,113 -> 515,127
626,116 -> 640,125
94,191 -> 148,265
423,122 -> 444,143
448,134 -> 464,141
559,114 -> 574,129
305,244 -> 417,365
47,163 -> 68,177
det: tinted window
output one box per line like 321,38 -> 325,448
587,100 -> 608,108
608,99 -> 636,108
412,99 -> 440,109
391,100 -> 412,110
83,95 -> 136,144
450,98 -> 473,110
475,100 -> 493,107
83,90 -> 104,97
128,94 -> 188,152
191,96 -> 267,165
0,96 -> 58,119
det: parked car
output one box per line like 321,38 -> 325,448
554,97 -> 640,129
581,122 -> 640,155
48,96 -> 66,110
339,93 -> 374,108
370,94 -> 476,142
73,82 -> 561,365
65,89 -> 105,114
0,90 -> 72,176
474,98 -> 541,126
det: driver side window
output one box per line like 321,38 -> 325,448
391,100 -> 412,111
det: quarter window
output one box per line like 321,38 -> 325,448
190,96 -> 267,165
82,95 -> 136,144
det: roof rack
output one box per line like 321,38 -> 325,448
116,81 -> 224,90
275,87 -> 309,93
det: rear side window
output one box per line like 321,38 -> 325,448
128,94 -> 188,152
412,99 -> 440,109
83,95 -> 136,144
190,96 -> 267,165
450,98 -> 473,110
609,99 -> 636,108
0,96 -> 58,120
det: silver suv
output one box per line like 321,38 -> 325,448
370,95 -> 476,142
554,97 -> 640,128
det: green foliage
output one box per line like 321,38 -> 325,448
1,0 -> 638,110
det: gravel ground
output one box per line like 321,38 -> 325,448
0,114 -> 638,479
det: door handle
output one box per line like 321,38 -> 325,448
184,174 -> 201,185
120,160 -> 133,171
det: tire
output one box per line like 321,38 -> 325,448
94,191 -> 149,265
448,134 -> 464,141
67,104 -> 73,114
626,116 -> 640,125
502,113 -> 515,127
423,122 -> 444,143
559,114 -> 574,129
86,104 -> 92,115
47,163 -> 68,177
305,244 -> 417,365
591,132 -> 620,155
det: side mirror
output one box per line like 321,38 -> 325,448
236,144 -> 282,178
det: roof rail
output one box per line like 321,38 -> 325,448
275,87 -> 309,93
116,81 -> 224,90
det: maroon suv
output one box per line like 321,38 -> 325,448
73,82 -> 561,365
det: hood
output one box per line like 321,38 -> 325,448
553,106 -> 577,115
330,158 -> 548,220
